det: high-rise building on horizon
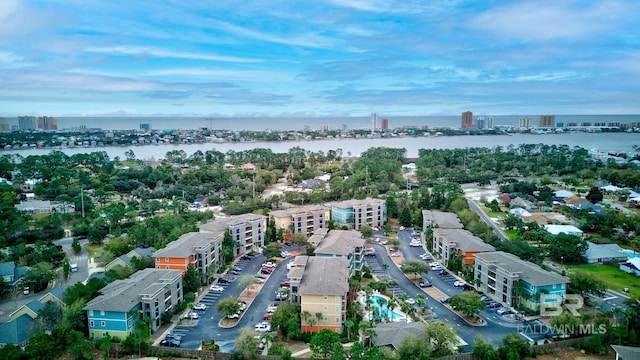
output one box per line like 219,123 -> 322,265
139,123 -> 151,131
487,117 -> 494,129
38,116 -> 57,130
461,111 -> 474,128
371,112 -> 377,134
381,118 -> 389,131
18,116 -> 37,130
538,115 -> 555,128
519,118 -> 532,128
476,117 -> 485,129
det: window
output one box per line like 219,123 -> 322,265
324,306 -> 328,311
90,320 -> 95,327
477,264 -> 482,271
336,317 -> 340,323
323,295 -> 328,300
101,321 -> 106,327
165,257 -> 169,261
89,310 -> 94,316
503,278 -> 508,284
166,266 -> 169,269
335,306 -> 340,312
335,296 -> 341,301
100,310 -> 105,316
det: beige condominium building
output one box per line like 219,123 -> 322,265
198,213 -> 266,257
269,205 -> 329,236
432,228 -> 495,266
330,198 -> 386,230
292,256 -> 349,334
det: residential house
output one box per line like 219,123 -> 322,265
0,261 -> 30,286
372,322 -> 426,350
14,199 -> 74,214
509,207 -> 532,218
153,232 -> 220,284
330,198 -> 386,230
313,230 -> 365,276
198,213 -> 266,257
544,224 -> 583,237
583,242 -> 627,264
620,258 -> 640,277
297,257 -> 350,334
474,251 -> 568,311
0,288 -> 65,346
106,247 -> 156,272
553,190 -> 575,202
432,228 -> 495,265
422,210 -> 463,231
270,205 -> 329,237
610,345 -> 640,360
84,269 -> 183,340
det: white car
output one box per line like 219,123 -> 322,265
267,305 -> 278,313
255,321 -> 271,333
226,312 -> 240,319
185,312 -> 199,320
429,262 -> 441,270
410,241 -> 422,247
405,298 -> 416,305
453,280 -> 466,287
193,303 -> 207,310
262,262 -> 276,268
390,252 -> 401,257
210,285 -> 224,292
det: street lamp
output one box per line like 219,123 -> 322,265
561,256 -> 564,265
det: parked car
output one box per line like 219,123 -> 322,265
184,312 -> 199,320
453,280 -> 466,287
263,313 -> 273,320
160,337 -> 181,347
193,303 -> 207,310
497,307 -> 512,315
267,305 -> 278,313
440,296 -> 450,303
210,285 -> 224,292
218,277 -> 231,284
279,281 -> 290,288
419,281 -> 433,288
226,312 -> 240,319
390,252 -> 401,257
262,262 -> 276,268
405,298 -> 416,305
254,321 -> 271,333
489,302 -> 503,309
238,301 -> 247,311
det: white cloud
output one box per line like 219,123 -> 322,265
0,51 -> 33,68
85,46 -> 261,63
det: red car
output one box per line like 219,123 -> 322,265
279,281 -> 290,288
263,313 -> 272,320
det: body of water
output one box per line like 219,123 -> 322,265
2,132 -> 637,160
2,114 -> 640,131
362,295 -> 407,322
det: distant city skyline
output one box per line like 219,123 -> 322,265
1,1 -> 640,117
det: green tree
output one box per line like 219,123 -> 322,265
568,271 -> 607,297
310,328 -> 341,359
234,327 -> 261,358
585,186 -> 604,204
449,291 -> 485,317
66,330 -> 93,360
23,262 -> 57,292
548,233 -> 588,264
262,243 -> 281,259
359,224 -> 373,239
472,336 -> 499,360
216,297 -> 241,318
37,301 -> 62,333
399,206 -> 412,228
498,333 -> 530,359
72,237 -> 82,254
400,259 -> 430,280
183,264 -> 200,293
425,321 -> 457,357
397,334 -> 431,360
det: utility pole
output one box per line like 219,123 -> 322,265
81,188 -> 85,218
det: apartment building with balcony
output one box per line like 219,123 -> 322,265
291,256 -> 349,333
153,232 -> 221,284
474,251 -> 568,311
84,269 -> 183,340
313,230 -> 365,277
198,213 -> 266,257
269,205 -> 329,237
432,228 -> 495,265
330,198 -> 386,230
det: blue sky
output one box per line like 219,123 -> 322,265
1,0 -> 639,117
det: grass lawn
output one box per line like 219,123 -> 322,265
504,230 -> 518,240
566,264 -> 640,298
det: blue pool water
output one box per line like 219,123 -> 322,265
362,295 -> 407,322
623,250 -> 639,259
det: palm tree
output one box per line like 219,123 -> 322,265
365,328 -> 377,348
301,310 -> 311,333
376,297 -> 388,322
315,312 -> 323,332
415,294 -> 426,314
344,318 -> 355,340
382,263 -> 389,277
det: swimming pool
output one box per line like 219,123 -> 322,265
623,250 -> 639,259
361,295 -> 407,322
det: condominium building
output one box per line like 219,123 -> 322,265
37,116 -> 57,130
198,213 -> 266,257
538,115 -> 555,128
422,210 -> 464,231
313,229 -> 365,277
518,118 -> 532,128
84,269 -> 183,339
153,232 -> 221,284
292,256 -> 350,334
461,111 -> 474,128
18,116 -> 37,130
474,251 -> 568,311
432,228 -> 495,265
269,205 -> 329,237
330,198 -> 386,230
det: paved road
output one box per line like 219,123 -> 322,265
466,199 -> 509,241
369,230 -> 522,350
176,248 -> 297,352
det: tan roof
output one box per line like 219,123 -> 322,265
153,232 -> 216,259
434,228 -> 495,252
475,251 -> 568,286
298,257 -> 349,295
198,213 -> 266,233
314,230 -> 364,256
269,205 -> 326,218
329,198 -> 385,209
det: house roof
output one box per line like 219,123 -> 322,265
563,196 -> 588,204
314,230 -> 365,257
0,261 -> 15,278
554,190 -> 575,198
269,205 -> 326,218
84,269 -> 182,312
509,207 -> 532,217
153,232 -> 217,259
622,258 -> 640,271
197,213 -> 266,233
433,228 -> 495,253
584,242 -> 627,261
0,313 -> 40,345
298,257 -> 349,296
611,345 -> 640,360
329,198 -> 385,209
372,322 -> 425,350
430,211 -> 464,229
475,251 -> 569,286
544,224 -> 583,236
